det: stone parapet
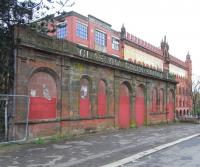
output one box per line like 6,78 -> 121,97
14,26 -> 177,84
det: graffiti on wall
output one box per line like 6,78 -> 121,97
80,85 -> 88,99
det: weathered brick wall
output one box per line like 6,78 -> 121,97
14,26 -> 176,139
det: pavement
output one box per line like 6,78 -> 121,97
0,123 -> 200,167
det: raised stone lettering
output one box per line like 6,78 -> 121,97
78,47 -> 175,81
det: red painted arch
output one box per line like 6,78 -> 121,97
119,83 -> 130,128
79,78 -> 90,117
98,80 -> 107,116
135,85 -> 145,127
28,72 -> 57,120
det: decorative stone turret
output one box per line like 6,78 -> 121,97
185,51 -> 192,110
161,36 -> 170,73
186,51 -> 191,62
121,24 -> 126,38
161,36 -> 170,63
185,51 -> 192,81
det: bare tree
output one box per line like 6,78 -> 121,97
192,79 -> 200,115
0,0 -> 75,94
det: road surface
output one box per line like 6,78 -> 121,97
0,123 -> 200,167
124,136 -> 200,167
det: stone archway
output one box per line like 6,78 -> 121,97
98,80 -> 107,117
176,110 -> 179,118
167,89 -> 174,121
79,77 -> 91,117
28,71 -> 57,120
180,110 -> 182,116
118,82 -> 131,128
152,88 -> 157,112
135,84 -> 145,127
159,89 -> 164,112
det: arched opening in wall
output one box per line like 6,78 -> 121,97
183,87 -> 185,96
79,77 -> 91,117
28,71 -> 57,120
119,82 -> 131,128
167,89 -> 174,121
176,110 -> 179,118
135,84 -> 145,127
180,110 -> 182,116
159,89 -> 164,112
98,80 -> 107,117
152,88 -> 157,112
179,100 -> 182,108
187,110 -> 189,115
183,110 -> 186,115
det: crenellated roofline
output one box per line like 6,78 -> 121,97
123,32 -> 188,70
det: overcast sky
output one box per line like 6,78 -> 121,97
69,0 -> 200,77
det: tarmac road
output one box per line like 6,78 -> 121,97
124,136 -> 200,167
0,123 -> 200,167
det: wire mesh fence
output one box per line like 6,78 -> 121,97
0,94 -> 29,143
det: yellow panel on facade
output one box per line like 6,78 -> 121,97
124,45 -> 163,70
169,64 -> 187,77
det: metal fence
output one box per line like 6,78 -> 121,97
0,94 -> 29,144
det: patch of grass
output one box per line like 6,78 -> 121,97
34,137 -> 45,144
50,135 -> 61,142
156,121 -> 166,125
130,123 -> 137,128
50,134 -> 64,142
50,133 -> 73,142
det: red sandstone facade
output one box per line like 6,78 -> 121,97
14,26 -> 176,138
49,11 -> 192,116
11,11 -> 192,139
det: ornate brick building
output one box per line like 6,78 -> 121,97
12,11 -> 192,138
48,11 -> 192,116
